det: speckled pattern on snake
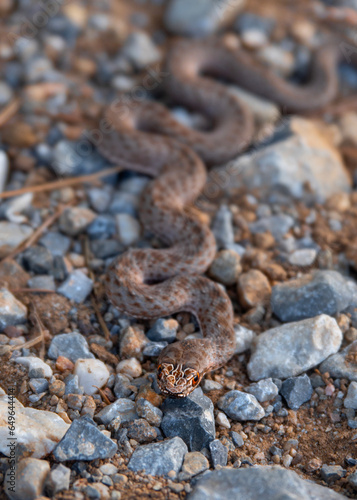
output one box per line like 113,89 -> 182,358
99,37 -> 340,397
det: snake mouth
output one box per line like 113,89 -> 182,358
157,362 -> 201,398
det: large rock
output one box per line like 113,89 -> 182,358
271,271 -> 354,322
6,458 -> 50,500
320,340 -> 357,381
222,117 -> 351,204
0,395 -> 69,458
188,466 -> 348,500
217,390 -> 264,421
247,315 -> 342,381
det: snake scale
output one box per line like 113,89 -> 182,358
98,37 -> 341,397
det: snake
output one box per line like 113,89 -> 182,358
98,37 -> 341,397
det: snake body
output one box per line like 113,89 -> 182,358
99,38 -> 340,397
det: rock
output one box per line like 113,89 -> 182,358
246,378 -> 279,403
0,288 -> 27,329
6,458 -> 50,500
235,12 -> 273,49
109,190 -> 139,216
209,439 -> 228,468
280,374 -> 313,410
113,373 -> 133,399
95,398 -> 137,425
15,356 -> 53,378
115,213 -> 141,246
208,250 -> 242,286
54,417 -> 117,461
320,465 -> 346,483
128,436 -> 187,477
348,471 -> 357,490
288,248 -> 317,267
116,357 -> 142,378
161,388 -> 215,451
249,214 -> 294,241
247,315 -> 342,381
58,270 -> 93,303
216,411 -> 230,428
28,275 -> 56,291
211,205 -> 234,249
59,207 -> 96,236
120,325 -> 148,359
0,150 -> 9,194
126,418 -> 158,443
87,215 -> 116,240
237,269 -> 271,309
74,359 -> 110,396
48,332 -> 94,362
91,239 -> 123,259
52,140 -> 110,177
271,270 -> 353,322
164,0 -> 245,37
0,395 -> 69,458
224,117 -> 351,204
0,192 -> 33,224
39,231 -> 71,257
136,398 -> 163,426
87,185 -> 113,213
234,324 -> 256,354
142,341 -> 168,357
257,45 -> 295,76
45,464 -> 71,496
121,32 -> 161,70
201,379 -> 223,392
230,431 -> 244,448
320,340 -> 357,381
217,390 -> 264,421
179,451 -> 209,480
21,245 -> 53,274
29,378 -> 49,394
0,222 -> 33,249
99,463 -> 118,475
339,112 -> 357,147
188,466 -> 348,500
344,382 -> 357,409
146,318 -> 179,343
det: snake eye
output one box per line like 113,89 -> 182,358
193,374 -> 199,385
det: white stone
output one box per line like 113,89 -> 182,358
234,324 -> 256,354
15,356 -> 53,378
216,411 -> 231,428
0,150 -> 9,193
288,248 -> 317,267
116,213 -> 141,246
121,32 -> 161,70
248,315 -> 343,381
257,45 -> 295,76
0,395 -> 69,458
0,288 -> 27,329
0,193 -> 33,223
228,85 -> 280,125
74,358 -> 110,395
116,357 -> 142,378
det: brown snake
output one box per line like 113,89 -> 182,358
98,37 -> 341,397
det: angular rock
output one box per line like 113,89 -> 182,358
237,269 -> 271,309
74,358 -> 110,396
15,356 -> 53,378
320,340 -> 357,382
59,206 -> 96,236
128,436 -> 187,477
280,374 -> 313,410
53,417 -> 117,461
45,464 -> 71,496
217,390 -> 264,421
0,395 -> 69,458
320,465 -> 346,483
121,32 -> 161,70
39,231 -> 71,257
164,0 -> 245,37
188,466 -> 348,500
208,249 -> 242,286
136,398 -> 163,427
126,418 -> 158,443
113,373 -> 133,399
95,398 -> 137,425
271,271 -> 354,322
344,382 -> 357,409
179,451 -> 209,480
249,214 -> 294,241
246,378 -> 279,402
48,332 -> 94,362
119,325 -> 148,359
146,318 -> 178,343
6,458 -> 49,500
161,388 -> 215,451
209,439 -> 228,468
0,288 -> 27,329
22,245 -> 53,274
0,150 -> 9,193
234,324 -> 256,354
0,222 -> 33,249
57,270 -> 93,303
28,275 -> 56,291
248,315 -> 342,381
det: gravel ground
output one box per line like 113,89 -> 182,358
1,0 -> 357,499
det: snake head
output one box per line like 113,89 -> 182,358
157,362 -> 201,398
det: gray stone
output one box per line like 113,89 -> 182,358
235,12 -> 273,48
201,379 -> 223,392
0,222 -> 33,249
58,270 -> 93,303
0,288 -> 27,329
161,387 -> 215,451
211,205 -> 234,249
142,341 -> 168,357
320,465 -> 346,483
128,436 -> 187,477
247,315 -> 342,381
116,213 -> 141,246
22,245 -> 53,274
146,318 -> 178,343
59,207 -> 96,236
271,271 -> 354,322
87,186 -> 113,213
90,239 -> 124,259
109,191 -> 139,216
113,373 -> 133,399
348,471 -> 357,490
234,324 -> 256,354
179,451 -> 209,480
165,0 -> 245,37
65,374 -> 84,395
209,439 -> 228,468
95,398 -> 137,425
0,150 -> 9,193
280,374 -> 313,410
208,250 -> 242,286
320,340 -> 357,382
230,431 -> 244,448
126,418 -> 158,443
188,466 -> 348,500
87,215 -> 116,240
121,32 -> 161,70
53,417 -> 117,461
15,356 -> 53,378
0,81 -> 13,106
6,458 -> 49,500
52,140 -> 110,177
218,390 -> 264,421
48,332 -> 94,362
29,378 -> 49,394
45,464 -> 71,495
28,275 -> 56,291
249,214 -> 294,240
246,378 -> 279,402
344,382 -> 357,409
39,231 -> 71,257
136,398 -> 163,426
